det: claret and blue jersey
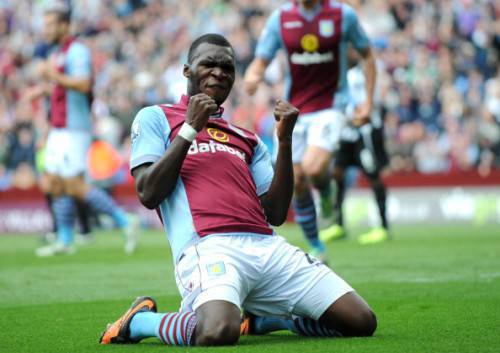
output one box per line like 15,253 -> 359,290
255,0 -> 370,113
130,95 -> 276,263
50,37 -> 93,131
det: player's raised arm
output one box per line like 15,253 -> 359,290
244,58 -> 270,96
243,8 -> 281,96
133,94 -> 217,209
259,100 -> 298,225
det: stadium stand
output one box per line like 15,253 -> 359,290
0,0 -> 499,188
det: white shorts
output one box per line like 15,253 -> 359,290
175,234 -> 353,320
287,109 -> 347,164
45,128 -> 92,178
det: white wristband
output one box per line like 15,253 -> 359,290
178,122 -> 198,142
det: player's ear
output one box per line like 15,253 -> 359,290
183,64 -> 191,78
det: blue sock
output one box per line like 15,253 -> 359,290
130,311 -> 197,346
252,316 -> 340,337
52,196 -> 75,246
85,188 -> 128,228
292,192 -> 324,251
129,312 -> 163,341
252,316 -> 293,334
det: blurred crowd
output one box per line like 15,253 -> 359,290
1,0 -> 499,190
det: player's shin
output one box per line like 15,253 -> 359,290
130,311 -> 197,346
291,316 -> 342,337
84,187 -> 128,228
244,315 -> 341,337
53,196 -> 76,245
332,177 -> 345,227
292,192 -> 325,253
372,179 -> 388,229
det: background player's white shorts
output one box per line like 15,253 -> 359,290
175,234 -> 353,320
45,128 -> 92,178
289,108 -> 347,164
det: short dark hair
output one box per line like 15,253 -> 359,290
187,33 -> 234,63
44,3 -> 71,23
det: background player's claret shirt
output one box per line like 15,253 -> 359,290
256,0 -> 370,113
130,95 -> 275,263
50,37 -> 93,131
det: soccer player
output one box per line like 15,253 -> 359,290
243,0 -> 376,259
322,62 -> 389,244
33,4 -> 138,257
99,33 -> 376,347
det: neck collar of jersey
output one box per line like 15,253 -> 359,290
60,36 -> 76,51
296,0 -> 323,20
179,94 -> 224,119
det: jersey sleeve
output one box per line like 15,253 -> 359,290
66,43 -> 92,78
130,106 -> 170,172
343,4 -> 370,51
250,137 -> 274,196
255,9 -> 282,62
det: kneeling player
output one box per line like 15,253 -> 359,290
99,34 -> 376,346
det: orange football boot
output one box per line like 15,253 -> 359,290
99,296 -> 157,344
240,312 -> 256,335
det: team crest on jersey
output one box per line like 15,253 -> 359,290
300,34 -> 319,52
319,20 -> 334,37
207,128 -> 229,143
206,262 -> 226,276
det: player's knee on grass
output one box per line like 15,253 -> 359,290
345,308 -> 377,337
321,292 -> 377,337
194,301 -> 241,346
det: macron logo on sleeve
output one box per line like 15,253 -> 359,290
187,140 -> 246,162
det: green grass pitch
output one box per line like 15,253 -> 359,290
1,223 -> 499,353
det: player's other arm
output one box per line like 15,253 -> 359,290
40,44 -> 93,93
355,46 -> 376,120
345,4 -> 377,122
39,59 -> 91,93
22,82 -> 52,101
243,57 -> 270,96
259,100 -> 298,226
47,70 -> 92,93
132,94 -> 217,209
243,9 -> 281,96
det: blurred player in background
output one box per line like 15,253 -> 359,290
99,33 -> 376,347
322,51 -> 389,244
32,4 -> 138,257
244,0 -> 376,261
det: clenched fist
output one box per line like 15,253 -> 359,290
186,94 -> 218,131
274,100 -> 299,143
